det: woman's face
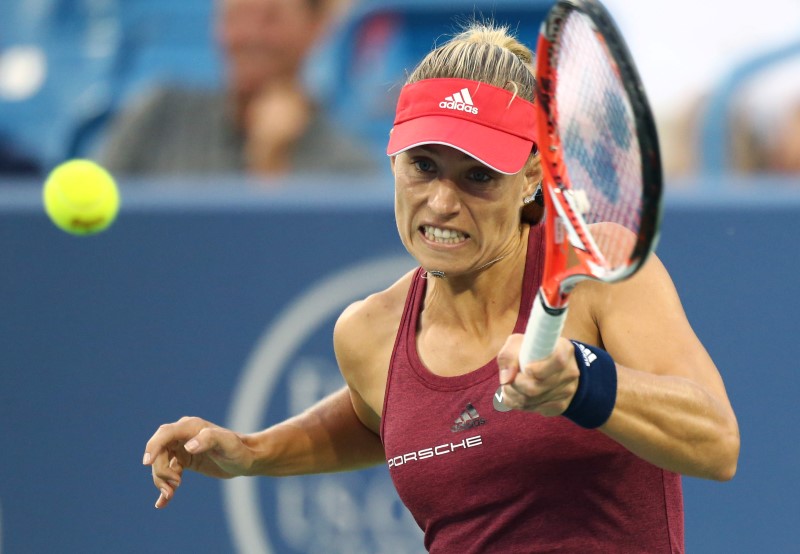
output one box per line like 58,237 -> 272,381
392,144 -> 535,277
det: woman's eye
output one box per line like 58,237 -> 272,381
412,159 -> 435,173
468,169 -> 493,183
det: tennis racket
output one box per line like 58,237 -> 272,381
494,0 -> 663,411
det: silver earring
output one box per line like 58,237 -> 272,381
523,182 -> 543,205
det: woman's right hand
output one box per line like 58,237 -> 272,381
142,416 -> 255,509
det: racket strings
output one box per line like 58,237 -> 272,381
553,12 -> 644,271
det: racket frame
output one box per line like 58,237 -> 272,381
534,0 -> 664,311
494,0 -> 665,411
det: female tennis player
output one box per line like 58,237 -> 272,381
143,23 -> 739,553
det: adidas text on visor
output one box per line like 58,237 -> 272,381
386,78 -> 538,175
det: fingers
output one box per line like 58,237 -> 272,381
182,426 -> 252,478
143,416 -> 208,509
524,338 -> 576,382
154,485 -> 172,509
182,426 -> 224,457
153,456 -> 185,509
499,337 -> 579,415
149,453 -> 186,509
497,334 -> 523,385
143,416 -> 207,466
144,417 -> 247,508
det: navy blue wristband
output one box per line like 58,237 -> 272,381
562,341 -> 617,429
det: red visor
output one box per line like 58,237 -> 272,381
386,78 -> 537,175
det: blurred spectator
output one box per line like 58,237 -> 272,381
767,99 -> 800,173
731,57 -> 800,175
661,52 -> 800,179
98,0 -> 377,178
657,97 -> 705,179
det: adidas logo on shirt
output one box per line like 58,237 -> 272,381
451,403 -> 486,432
440,87 -> 479,114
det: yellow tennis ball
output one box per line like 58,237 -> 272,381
43,159 -> 120,235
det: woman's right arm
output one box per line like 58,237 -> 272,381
143,299 -> 389,509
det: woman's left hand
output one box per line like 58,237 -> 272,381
496,335 -> 580,416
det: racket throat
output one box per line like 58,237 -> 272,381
538,287 -> 570,316
541,271 -> 581,311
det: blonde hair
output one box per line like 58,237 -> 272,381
408,23 -> 543,223
406,22 -> 536,103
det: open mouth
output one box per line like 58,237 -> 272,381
420,225 -> 469,245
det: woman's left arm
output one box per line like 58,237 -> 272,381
498,253 -> 740,481
591,253 -> 740,481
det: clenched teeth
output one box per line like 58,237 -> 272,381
422,225 -> 468,244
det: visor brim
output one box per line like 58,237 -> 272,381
386,115 -> 535,175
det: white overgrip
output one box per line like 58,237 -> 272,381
519,290 -> 567,367
493,291 -> 569,413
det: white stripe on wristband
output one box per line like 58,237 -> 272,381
562,341 -> 618,428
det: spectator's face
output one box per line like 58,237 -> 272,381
217,0 -> 321,97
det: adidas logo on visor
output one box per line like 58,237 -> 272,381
440,87 -> 479,115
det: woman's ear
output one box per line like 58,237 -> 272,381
388,128 -> 397,175
523,153 -> 543,198
520,153 -> 545,224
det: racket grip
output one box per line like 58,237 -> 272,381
520,290 -> 567,366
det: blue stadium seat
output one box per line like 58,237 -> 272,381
0,0 -> 221,170
69,1 -> 222,161
0,0 -> 122,168
304,0 -> 550,156
112,0 -> 221,96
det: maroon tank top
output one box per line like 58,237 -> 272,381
381,224 -> 684,553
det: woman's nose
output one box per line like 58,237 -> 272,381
427,179 -> 461,216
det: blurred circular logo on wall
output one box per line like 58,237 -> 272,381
224,255 -> 423,554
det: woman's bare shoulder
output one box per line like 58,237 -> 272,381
334,268 -> 417,367
333,268 -> 418,417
